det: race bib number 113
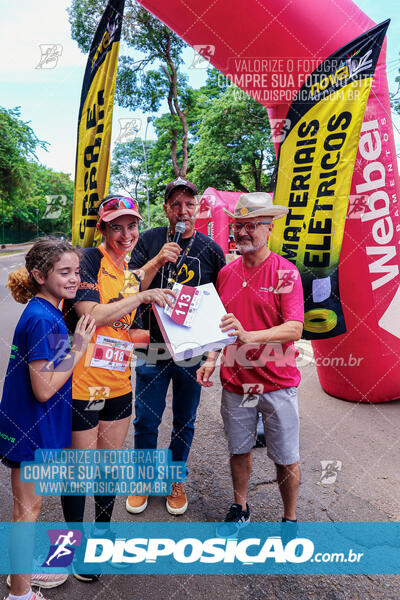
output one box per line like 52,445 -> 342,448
164,283 -> 202,327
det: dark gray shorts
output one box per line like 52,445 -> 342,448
221,387 -> 300,464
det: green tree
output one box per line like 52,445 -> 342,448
0,106 -> 47,206
29,164 -> 74,236
0,105 -> 75,240
0,106 -> 50,241
110,139 -> 155,200
109,138 -> 168,228
109,67 -> 275,227
68,0 -> 192,176
391,56 -> 400,115
69,3 -> 277,208
139,68 -> 227,192
3,162 -> 74,240
190,85 -> 275,193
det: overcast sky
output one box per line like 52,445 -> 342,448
0,0 -> 399,178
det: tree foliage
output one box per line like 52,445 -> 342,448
391,54 -> 400,115
68,0 -> 191,176
110,139 -> 154,200
109,139 -> 167,228
29,164 -> 74,236
0,106 -> 47,205
69,3 -> 277,228
0,105 -> 73,238
190,86 -> 275,193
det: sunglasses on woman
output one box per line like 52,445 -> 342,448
99,196 -> 139,211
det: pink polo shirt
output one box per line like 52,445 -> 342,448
216,251 -> 304,394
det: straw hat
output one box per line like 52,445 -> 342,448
223,192 -> 288,220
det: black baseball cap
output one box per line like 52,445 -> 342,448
164,177 -> 198,202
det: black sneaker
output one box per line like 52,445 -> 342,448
216,503 -> 250,538
72,570 -> 101,583
72,524 -> 106,582
89,525 -> 130,571
254,413 -> 266,448
254,433 -> 266,448
280,517 -> 298,548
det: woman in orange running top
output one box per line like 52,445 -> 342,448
61,196 -> 174,582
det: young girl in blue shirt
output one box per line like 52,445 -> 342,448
0,238 -> 95,600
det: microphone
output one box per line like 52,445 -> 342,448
173,221 -> 186,244
166,221 -> 186,281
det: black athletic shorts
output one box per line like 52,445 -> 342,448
72,392 -> 133,432
0,455 -> 21,469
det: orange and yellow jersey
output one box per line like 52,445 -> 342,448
70,245 -> 141,401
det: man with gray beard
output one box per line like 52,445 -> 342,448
197,192 -> 304,536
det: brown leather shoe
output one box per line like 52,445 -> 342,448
126,494 -> 148,514
166,482 -> 188,515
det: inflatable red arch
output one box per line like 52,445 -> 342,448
137,0 -> 400,403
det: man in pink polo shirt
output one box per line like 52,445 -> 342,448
197,192 -> 304,536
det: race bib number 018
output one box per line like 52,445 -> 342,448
89,335 -> 134,372
164,283 -> 202,327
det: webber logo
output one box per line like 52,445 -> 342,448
42,529 -> 82,567
84,536 -> 314,565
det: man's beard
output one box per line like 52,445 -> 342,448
237,237 -> 266,254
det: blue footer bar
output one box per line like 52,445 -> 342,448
3,522 -> 400,574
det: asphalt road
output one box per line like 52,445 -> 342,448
0,252 -> 399,599
0,253 -> 26,375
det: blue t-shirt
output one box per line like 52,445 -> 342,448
0,297 -> 72,462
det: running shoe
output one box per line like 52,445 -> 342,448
6,573 -> 68,589
216,503 -> 250,538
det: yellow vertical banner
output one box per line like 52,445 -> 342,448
72,0 -> 125,247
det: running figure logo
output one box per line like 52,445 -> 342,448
274,270 -> 299,294
319,460 -> 342,485
347,194 -> 367,219
42,529 -> 82,567
240,383 -> 264,407
36,44 -> 63,69
189,45 -> 215,68
87,386 -> 111,411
